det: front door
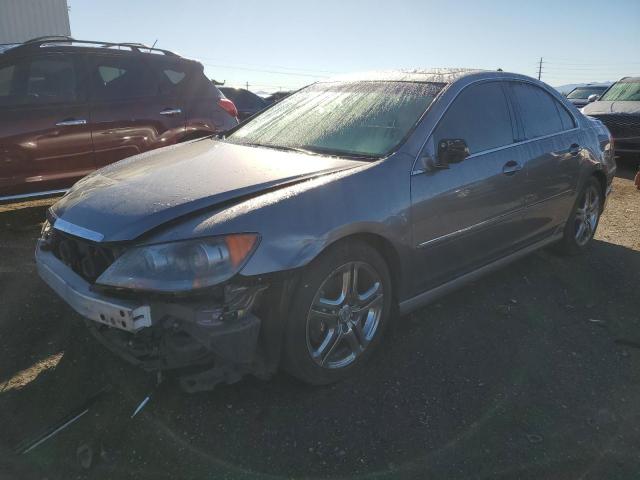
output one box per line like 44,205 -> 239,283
409,81 -> 527,295
87,53 -> 186,168
0,53 -> 93,198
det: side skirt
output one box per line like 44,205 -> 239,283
398,233 -> 563,315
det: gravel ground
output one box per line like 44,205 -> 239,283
0,161 -> 638,480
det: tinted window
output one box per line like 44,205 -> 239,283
163,69 -> 186,85
433,81 -> 513,154
156,59 -> 215,98
91,56 -> 157,100
0,63 -> 15,97
153,59 -> 196,95
567,86 -> 606,99
25,56 -> 78,104
510,83 -> 569,139
555,100 -> 576,130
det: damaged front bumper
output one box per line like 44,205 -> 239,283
35,241 -> 268,391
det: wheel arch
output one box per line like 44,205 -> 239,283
319,232 -> 404,306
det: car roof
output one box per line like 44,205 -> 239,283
572,84 -> 609,89
0,37 -> 190,62
617,76 -> 640,83
321,68 -> 536,86
220,87 -> 249,92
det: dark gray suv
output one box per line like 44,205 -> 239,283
35,70 -> 616,391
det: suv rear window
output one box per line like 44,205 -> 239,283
91,55 -> 157,100
0,64 -> 15,97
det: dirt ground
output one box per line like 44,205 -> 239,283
0,161 -> 639,480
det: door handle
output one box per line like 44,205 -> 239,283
502,160 -> 522,176
159,108 -> 182,116
569,143 -> 580,156
55,119 -> 87,126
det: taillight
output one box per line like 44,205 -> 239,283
218,98 -> 238,118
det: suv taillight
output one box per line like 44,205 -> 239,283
218,98 -> 238,118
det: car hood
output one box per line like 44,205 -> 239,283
582,100 -> 640,115
50,139 -> 362,242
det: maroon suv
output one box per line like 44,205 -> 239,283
0,37 -> 238,201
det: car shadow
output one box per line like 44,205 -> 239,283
1,238 -> 639,479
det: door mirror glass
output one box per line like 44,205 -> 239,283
587,94 -> 599,103
436,138 -> 469,167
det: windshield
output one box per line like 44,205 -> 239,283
600,79 -> 640,101
226,81 -> 444,158
567,86 -> 606,99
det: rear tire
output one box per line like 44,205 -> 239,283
282,240 -> 392,385
555,177 -> 603,255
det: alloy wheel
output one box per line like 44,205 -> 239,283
574,184 -> 601,246
305,261 -> 384,369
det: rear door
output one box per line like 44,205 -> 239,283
87,53 -> 186,168
506,82 -> 581,242
0,52 -> 93,198
410,80 -> 527,293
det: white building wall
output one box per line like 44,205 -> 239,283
0,0 -> 70,44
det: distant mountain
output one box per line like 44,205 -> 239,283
554,82 -> 613,95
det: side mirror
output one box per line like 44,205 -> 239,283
587,94 -> 600,103
434,139 -> 469,168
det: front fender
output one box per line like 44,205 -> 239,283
146,153 -> 414,280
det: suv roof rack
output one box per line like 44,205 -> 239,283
11,36 -> 177,56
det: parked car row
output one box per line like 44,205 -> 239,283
35,69 -> 616,391
218,87 -> 293,120
0,36 -> 239,201
565,84 -> 609,108
581,76 -> 640,158
219,87 -> 267,121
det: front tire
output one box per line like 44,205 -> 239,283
556,177 -> 603,255
283,240 -> 392,385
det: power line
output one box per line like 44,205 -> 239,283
198,61 -> 330,78
544,58 -> 640,66
193,56 -> 340,74
178,51 -> 340,77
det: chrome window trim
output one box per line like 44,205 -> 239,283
410,76 -> 581,175
411,127 -> 580,176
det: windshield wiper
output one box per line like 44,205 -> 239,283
225,140 -> 380,161
232,142 -> 317,156
297,145 -> 381,161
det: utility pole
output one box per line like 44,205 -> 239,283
246,81 -> 249,90
537,57 -> 543,81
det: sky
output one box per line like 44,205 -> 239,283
69,0 -> 640,93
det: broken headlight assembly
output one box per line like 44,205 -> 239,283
95,234 -> 259,293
